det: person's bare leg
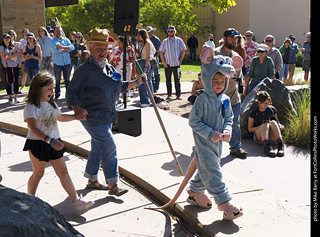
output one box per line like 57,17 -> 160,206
256,123 -> 269,142
269,120 -> 282,141
269,120 -> 285,156
28,151 -> 47,196
304,70 -> 309,82
50,157 -> 77,201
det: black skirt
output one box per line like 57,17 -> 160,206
23,139 -> 65,162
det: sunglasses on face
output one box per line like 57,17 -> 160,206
231,30 -> 240,35
257,50 -> 267,53
245,34 -> 252,37
265,39 -> 273,43
167,30 -> 174,33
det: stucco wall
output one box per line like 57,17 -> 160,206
249,0 -> 310,46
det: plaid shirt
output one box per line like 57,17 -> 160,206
159,36 -> 186,67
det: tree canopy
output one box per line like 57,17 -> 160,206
45,0 -> 236,37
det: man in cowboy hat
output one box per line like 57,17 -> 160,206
67,29 -> 145,196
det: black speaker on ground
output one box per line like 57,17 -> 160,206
114,0 -> 139,36
112,106 -> 141,136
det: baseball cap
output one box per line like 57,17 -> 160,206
2,33 -> 10,39
223,28 -> 240,38
168,26 -> 176,31
257,44 -> 269,52
146,26 -> 156,32
289,34 -> 295,40
27,32 -> 35,38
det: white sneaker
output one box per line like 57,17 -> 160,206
141,103 -> 151,108
72,194 -> 95,211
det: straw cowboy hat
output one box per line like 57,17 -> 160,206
85,28 -> 117,45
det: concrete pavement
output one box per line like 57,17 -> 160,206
0,130 -> 193,236
0,81 -> 310,236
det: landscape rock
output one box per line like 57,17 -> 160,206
0,185 -> 83,237
240,78 -> 295,139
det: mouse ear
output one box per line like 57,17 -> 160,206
231,55 -> 243,71
200,47 -> 215,64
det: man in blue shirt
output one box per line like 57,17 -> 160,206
147,26 -> 161,92
51,26 -> 74,99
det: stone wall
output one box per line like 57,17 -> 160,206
0,0 -> 45,38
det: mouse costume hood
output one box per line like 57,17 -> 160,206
200,47 -> 243,99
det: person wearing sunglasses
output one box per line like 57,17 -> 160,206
70,32 -> 87,72
264,35 -> 283,79
159,25 -> 186,100
244,30 -> 259,78
243,44 -> 275,96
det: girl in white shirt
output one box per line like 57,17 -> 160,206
23,71 -> 94,210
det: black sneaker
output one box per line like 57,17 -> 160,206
263,140 -> 277,157
277,140 -> 285,157
230,148 -> 248,159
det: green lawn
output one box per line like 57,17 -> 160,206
159,59 -> 201,82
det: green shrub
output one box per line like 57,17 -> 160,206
283,89 -> 310,150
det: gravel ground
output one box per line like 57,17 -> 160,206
164,93 -> 193,119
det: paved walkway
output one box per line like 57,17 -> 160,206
0,80 -> 310,236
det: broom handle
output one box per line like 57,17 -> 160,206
135,61 -> 184,176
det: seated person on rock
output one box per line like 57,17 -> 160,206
188,73 -> 204,105
248,91 -> 285,157
243,44 -> 275,96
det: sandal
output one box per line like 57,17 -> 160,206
223,211 -> 244,221
86,179 -> 108,190
186,196 -> 212,209
108,184 -> 128,196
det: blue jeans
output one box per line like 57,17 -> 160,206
25,67 -> 40,81
138,59 -> 153,105
229,103 -> 242,152
54,64 -> 71,97
150,57 -> 160,91
81,121 -> 119,185
248,79 -> 262,93
279,63 -> 289,80
189,47 -> 197,61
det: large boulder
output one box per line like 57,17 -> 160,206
0,185 -> 83,237
240,78 -> 295,139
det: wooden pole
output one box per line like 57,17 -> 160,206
135,61 -> 184,176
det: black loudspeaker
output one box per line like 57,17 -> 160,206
114,0 -> 139,36
112,106 -> 141,136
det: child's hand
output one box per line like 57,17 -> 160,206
52,139 -> 64,151
222,130 -> 231,142
211,130 -> 223,143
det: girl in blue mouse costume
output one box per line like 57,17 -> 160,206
148,47 -> 243,220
